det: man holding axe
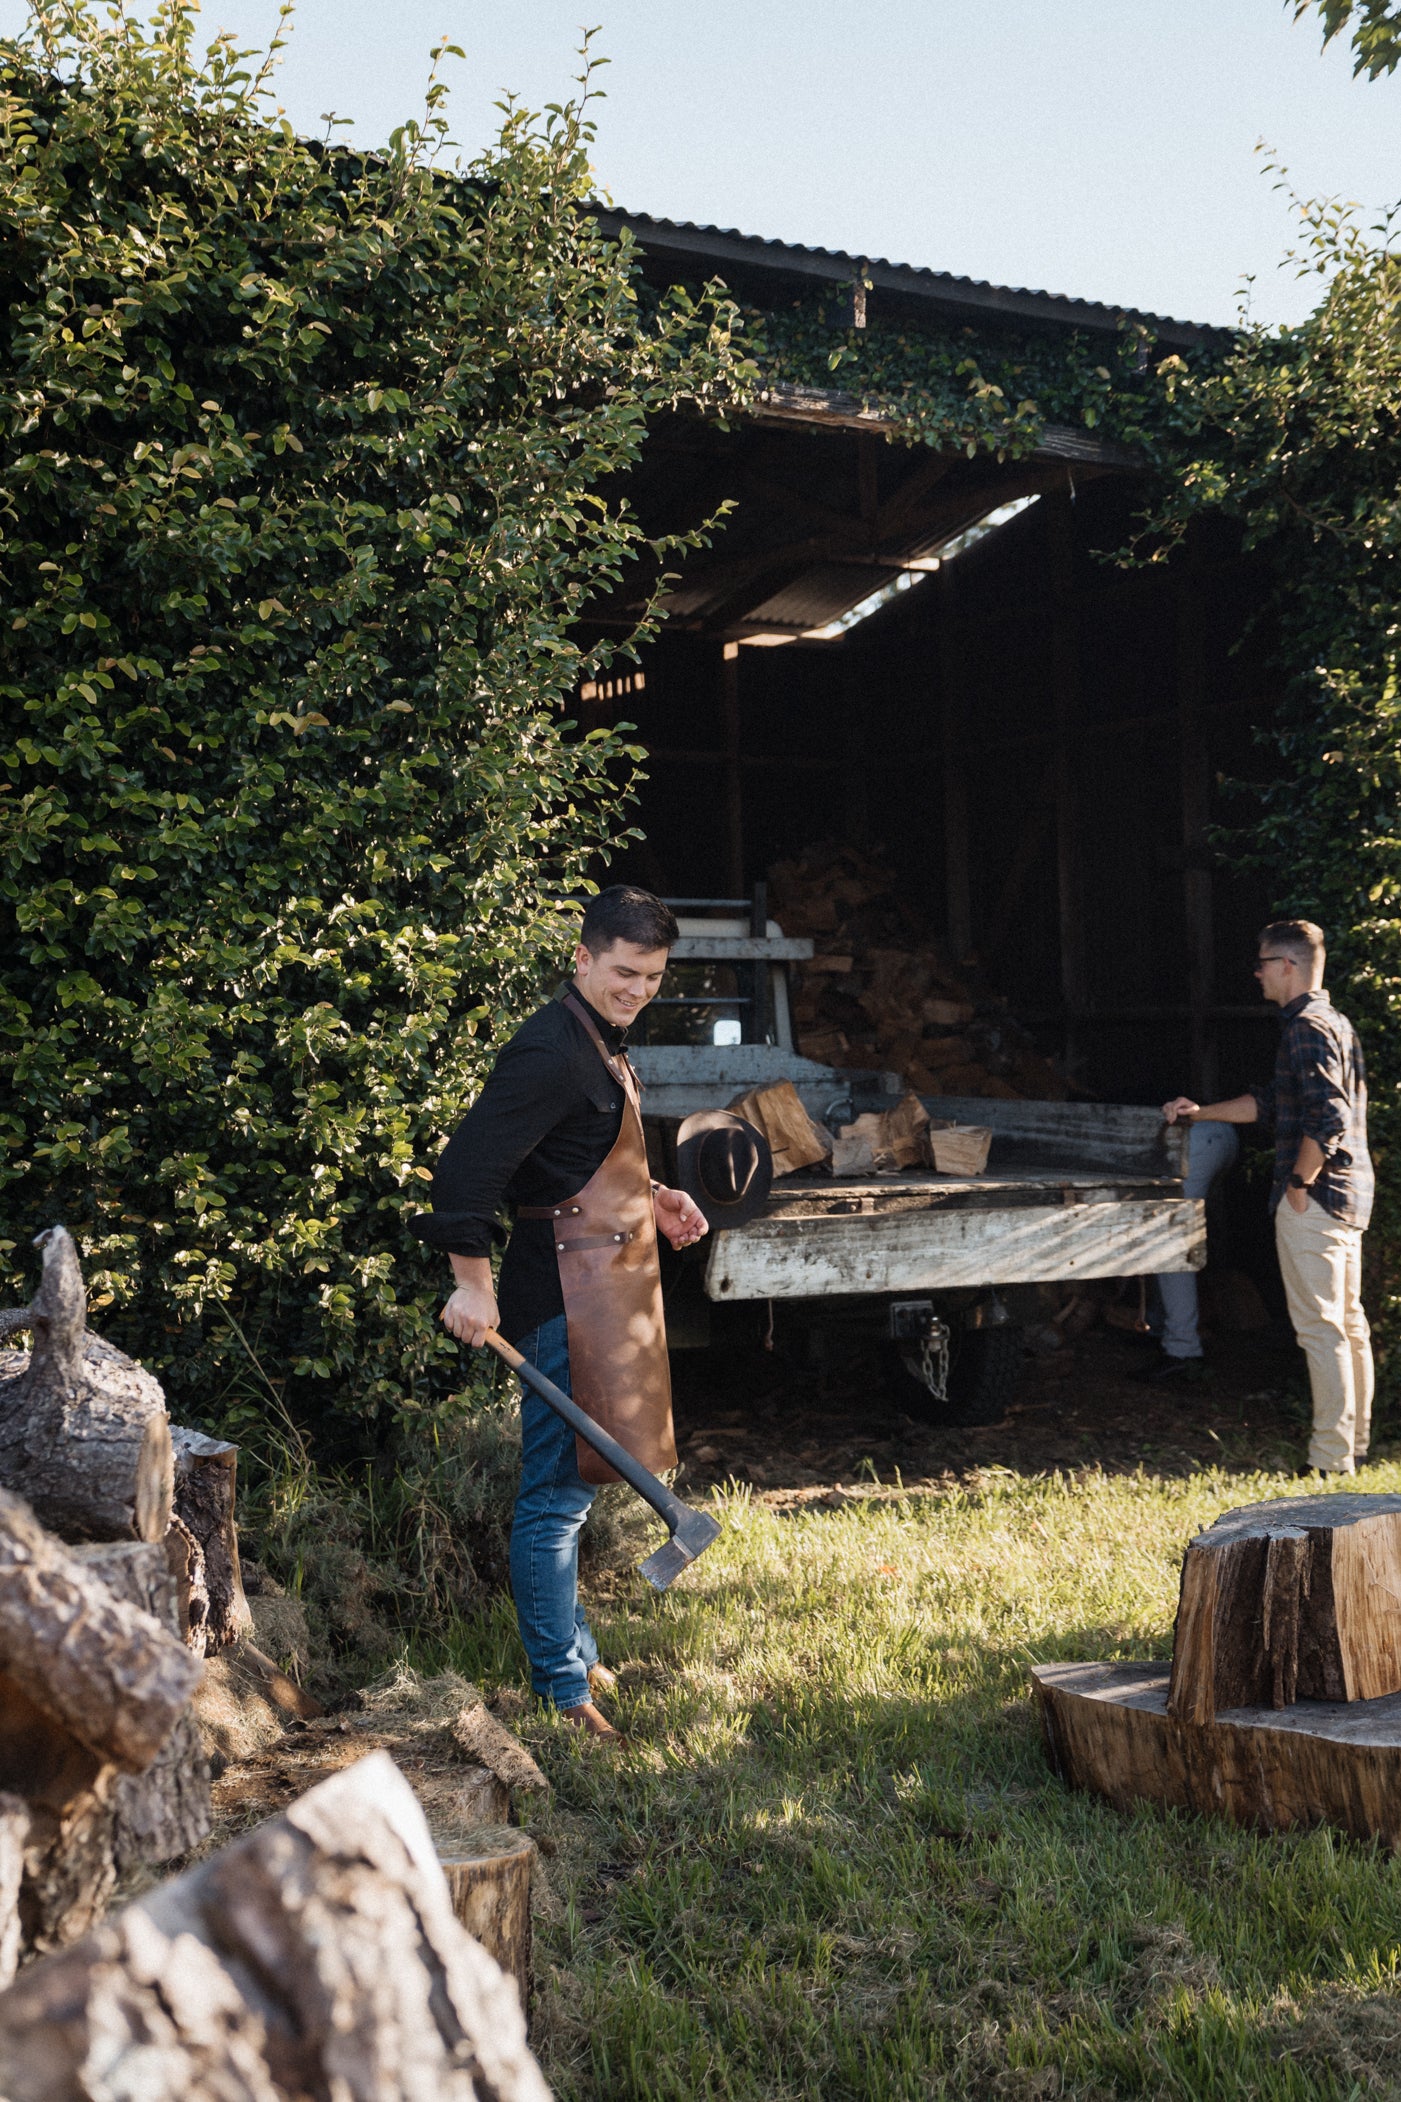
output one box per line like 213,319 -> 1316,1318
412,887 -> 719,1739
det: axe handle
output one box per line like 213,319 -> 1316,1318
481,1328 -> 691,1532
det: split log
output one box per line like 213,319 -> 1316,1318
168,1425 -> 252,1653
0,1750 -> 552,2102
726,1079 -> 831,1175
0,1228 -> 173,1543
0,1796 -> 27,1990
0,1488 -> 201,1775
70,1543 -> 211,1873
1034,1658 -> 1401,1851
1167,1493 -> 1401,1722
161,1511 -> 210,1653
438,1827 -> 536,2015
452,1700 -> 551,1799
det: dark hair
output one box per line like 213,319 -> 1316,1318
580,885 -> 678,955
1260,918 -> 1325,971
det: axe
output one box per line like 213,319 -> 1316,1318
482,1329 -> 721,1590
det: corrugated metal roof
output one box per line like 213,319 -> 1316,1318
592,208 -> 1223,349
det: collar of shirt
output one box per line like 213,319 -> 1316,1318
1280,990 -> 1331,1020
564,984 -> 629,1054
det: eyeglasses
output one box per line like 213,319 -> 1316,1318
1254,956 -> 1293,971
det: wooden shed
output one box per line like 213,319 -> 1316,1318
580,214 -> 1280,1116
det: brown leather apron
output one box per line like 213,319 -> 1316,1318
517,993 -> 676,1486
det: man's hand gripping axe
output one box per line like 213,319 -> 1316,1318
482,1329 -> 721,1590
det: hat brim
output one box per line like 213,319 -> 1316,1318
675,1111 -> 773,1231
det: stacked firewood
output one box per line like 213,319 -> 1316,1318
0,1227 -> 553,2099
769,842 -> 1069,1101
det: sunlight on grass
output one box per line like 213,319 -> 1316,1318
442,1456 -> 1401,2100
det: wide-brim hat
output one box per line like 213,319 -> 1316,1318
675,1111 -> 773,1231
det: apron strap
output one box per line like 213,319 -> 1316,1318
562,991 -> 639,1101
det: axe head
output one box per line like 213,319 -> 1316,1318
638,1507 -> 721,1592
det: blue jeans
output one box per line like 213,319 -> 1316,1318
1156,1120 -> 1240,1358
508,1315 -> 599,1710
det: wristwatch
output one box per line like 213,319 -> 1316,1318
1287,1174 -> 1313,1191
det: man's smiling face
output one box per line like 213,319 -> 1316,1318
573,938 -> 670,1029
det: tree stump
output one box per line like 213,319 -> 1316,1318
1034,1659 -> 1401,1850
0,1229 -> 173,1544
0,1751 -> 552,2102
168,1426 -> 252,1653
438,1827 -> 537,2015
0,1796 -> 27,1990
1167,1493 -> 1401,1722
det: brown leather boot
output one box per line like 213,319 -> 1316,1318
587,1662 -> 618,1697
558,1698 -> 621,1741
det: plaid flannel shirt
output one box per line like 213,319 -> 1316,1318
1249,991 -> 1373,1229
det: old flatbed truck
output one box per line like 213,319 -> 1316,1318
631,905 -> 1204,1424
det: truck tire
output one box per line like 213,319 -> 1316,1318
884,1324 -> 1023,1428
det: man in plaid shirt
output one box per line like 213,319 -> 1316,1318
1163,920 -> 1373,1475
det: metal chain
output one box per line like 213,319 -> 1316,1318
917,1320 -> 950,1403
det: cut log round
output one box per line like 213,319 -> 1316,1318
1167,1492 -> 1401,1723
438,1826 -> 536,2015
0,1229 -> 173,1544
169,1426 -> 252,1652
70,1544 -> 211,1873
0,1488 -> 202,1775
1034,1658 -> 1401,1850
0,1796 -> 28,1990
0,1750 -> 552,2102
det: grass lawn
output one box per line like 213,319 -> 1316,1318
443,1455 -> 1401,2101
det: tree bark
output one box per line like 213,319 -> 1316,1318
0,1489 -> 202,1775
0,1750 -> 552,2102
1167,1492 -> 1401,1722
0,1796 -> 27,1990
0,1230 -> 173,1544
439,1828 -> 536,2017
169,1426 -> 252,1653
70,1544 -> 211,1873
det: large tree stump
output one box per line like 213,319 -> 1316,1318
0,1228 -> 173,1544
71,1544 -> 211,1873
0,1796 -> 27,1990
1034,1659 -> 1401,1850
1167,1493 -> 1401,1723
439,1827 -> 537,2015
168,1425 -> 252,1653
0,1751 -> 552,2102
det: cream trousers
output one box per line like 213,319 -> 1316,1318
1274,1197 -> 1373,1475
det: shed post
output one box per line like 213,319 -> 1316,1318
721,641 -> 744,895
1050,493 -> 1088,1076
1177,556 -> 1218,1101
937,569 -> 973,960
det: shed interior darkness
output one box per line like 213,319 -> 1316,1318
582,412 -> 1279,1117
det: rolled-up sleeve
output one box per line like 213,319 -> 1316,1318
410,1038 -> 570,1256
1293,1021 -> 1350,1155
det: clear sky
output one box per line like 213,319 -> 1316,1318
4,1 -> 1400,327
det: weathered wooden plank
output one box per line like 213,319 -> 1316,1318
926,1096 -> 1185,1173
1033,1660 -> 1401,1850
762,1171 -> 1180,1219
704,1197 -> 1205,1299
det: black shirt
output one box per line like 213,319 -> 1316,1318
1248,990 -> 1373,1229
410,990 -> 629,1342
